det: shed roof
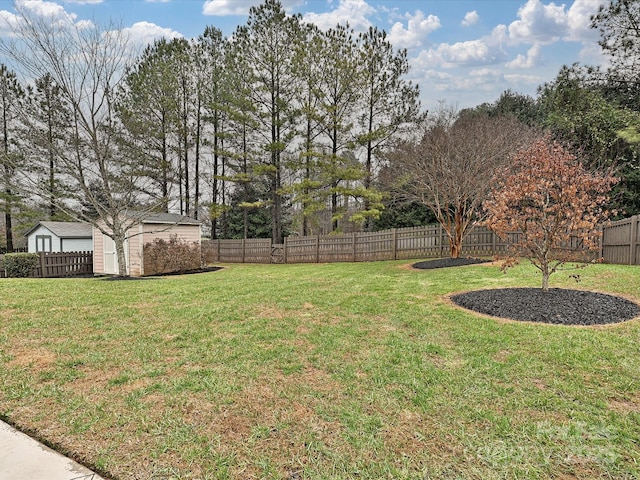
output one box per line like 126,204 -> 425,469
129,211 -> 201,225
25,221 -> 93,239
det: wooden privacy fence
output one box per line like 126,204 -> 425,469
202,224 -> 513,265
601,215 -> 640,265
0,251 -> 93,278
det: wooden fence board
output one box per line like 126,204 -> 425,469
200,218 -> 638,267
0,251 -> 93,278
601,215 -> 640,265
202,224 -> 503,265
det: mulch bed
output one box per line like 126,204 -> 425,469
451,288 -> 640,326
412,257 -> 491,269
102,266 -> 223,280
410,257 -> 639,326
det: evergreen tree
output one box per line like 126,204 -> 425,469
591,0 -> 640,109
27,74 -> 72,219
233,0 -> 301,243
355,27 -> 423,229
118,38 -> 181,212
0,65 -> 26,251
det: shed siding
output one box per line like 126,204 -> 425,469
93,226 -> 105,274
142,223 -> 201,244
127,224 -> 143,277
60,238 -> 93,252
27,226 -> 60,253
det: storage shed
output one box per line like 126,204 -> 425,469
25,221 -> 93,253
93,212 -> 201,276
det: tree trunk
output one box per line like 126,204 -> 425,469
161,110 -> 169,213
541,259 -> 550,293
114,234 -> 128,277
48,106 -> 56,218
194,97 -> 201,220
449,213 -> 464,258
4,203 -> 13,252
450,241 -> 461,259
331,186 -> 339,232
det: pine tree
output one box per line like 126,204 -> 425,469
0,65 -> 26,251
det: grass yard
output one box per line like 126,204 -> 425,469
1,260 -> 639,479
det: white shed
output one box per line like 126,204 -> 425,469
25,221 -> 93,253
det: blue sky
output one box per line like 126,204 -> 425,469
0,0 -> 607,111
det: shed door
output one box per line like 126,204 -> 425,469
103,235 -> 129,275
103,235 -> 117,274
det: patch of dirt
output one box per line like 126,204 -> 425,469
450,288 -> 640,326
6,347 -> 56,368
609,394 -> 640,414
412,257 -> 491,269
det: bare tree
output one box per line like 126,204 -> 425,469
1,5 -> 162,275
385,107 -> 536,258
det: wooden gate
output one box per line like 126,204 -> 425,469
270,244 -> 285,264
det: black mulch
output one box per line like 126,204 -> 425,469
451,288 -> 640,326
412,257 -> 491,269
102,266 -> 223,280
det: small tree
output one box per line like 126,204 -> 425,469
483,137 -> 617,292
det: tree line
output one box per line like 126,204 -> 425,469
0,0 -> 638,269
0,0 -> 421,259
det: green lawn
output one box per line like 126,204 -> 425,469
1,260 -> 639,479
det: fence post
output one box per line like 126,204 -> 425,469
217,238 -> 221,262
316,235 -> 320,263
242,239 -> 246,263
284,237 -> 288,264
599,224 -> 604,261
39,252 -> 46,278
352,232 -> 357,262
491,230 -> 496,257
630,215 -> 638,265
439,224 -> 443,257
392,228 -> 397,260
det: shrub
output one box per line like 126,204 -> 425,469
143,235 -> 202,276
2,253 -> 39,278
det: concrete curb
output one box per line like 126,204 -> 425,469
0,420 -> 104,479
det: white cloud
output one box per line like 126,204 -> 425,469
565,0 -> 601,42
503,73 -> 544,85
577,41 -> 608,67
0,0 -> 92,36
506,43 -> 543,68
442,39 -> 507,66
15,0 -> 80,23
303,0 -> 375,32
507,0 -> 570,45
387,10 -> 441,50
203,0 -> 303,16
461,10 -> 479,27
413,30 -> 507,69
203,0 -> 256,16
120,21 -> 182,48
421,68 -> 502,95
0,10 -> 22,37
504,0 -> 601,46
